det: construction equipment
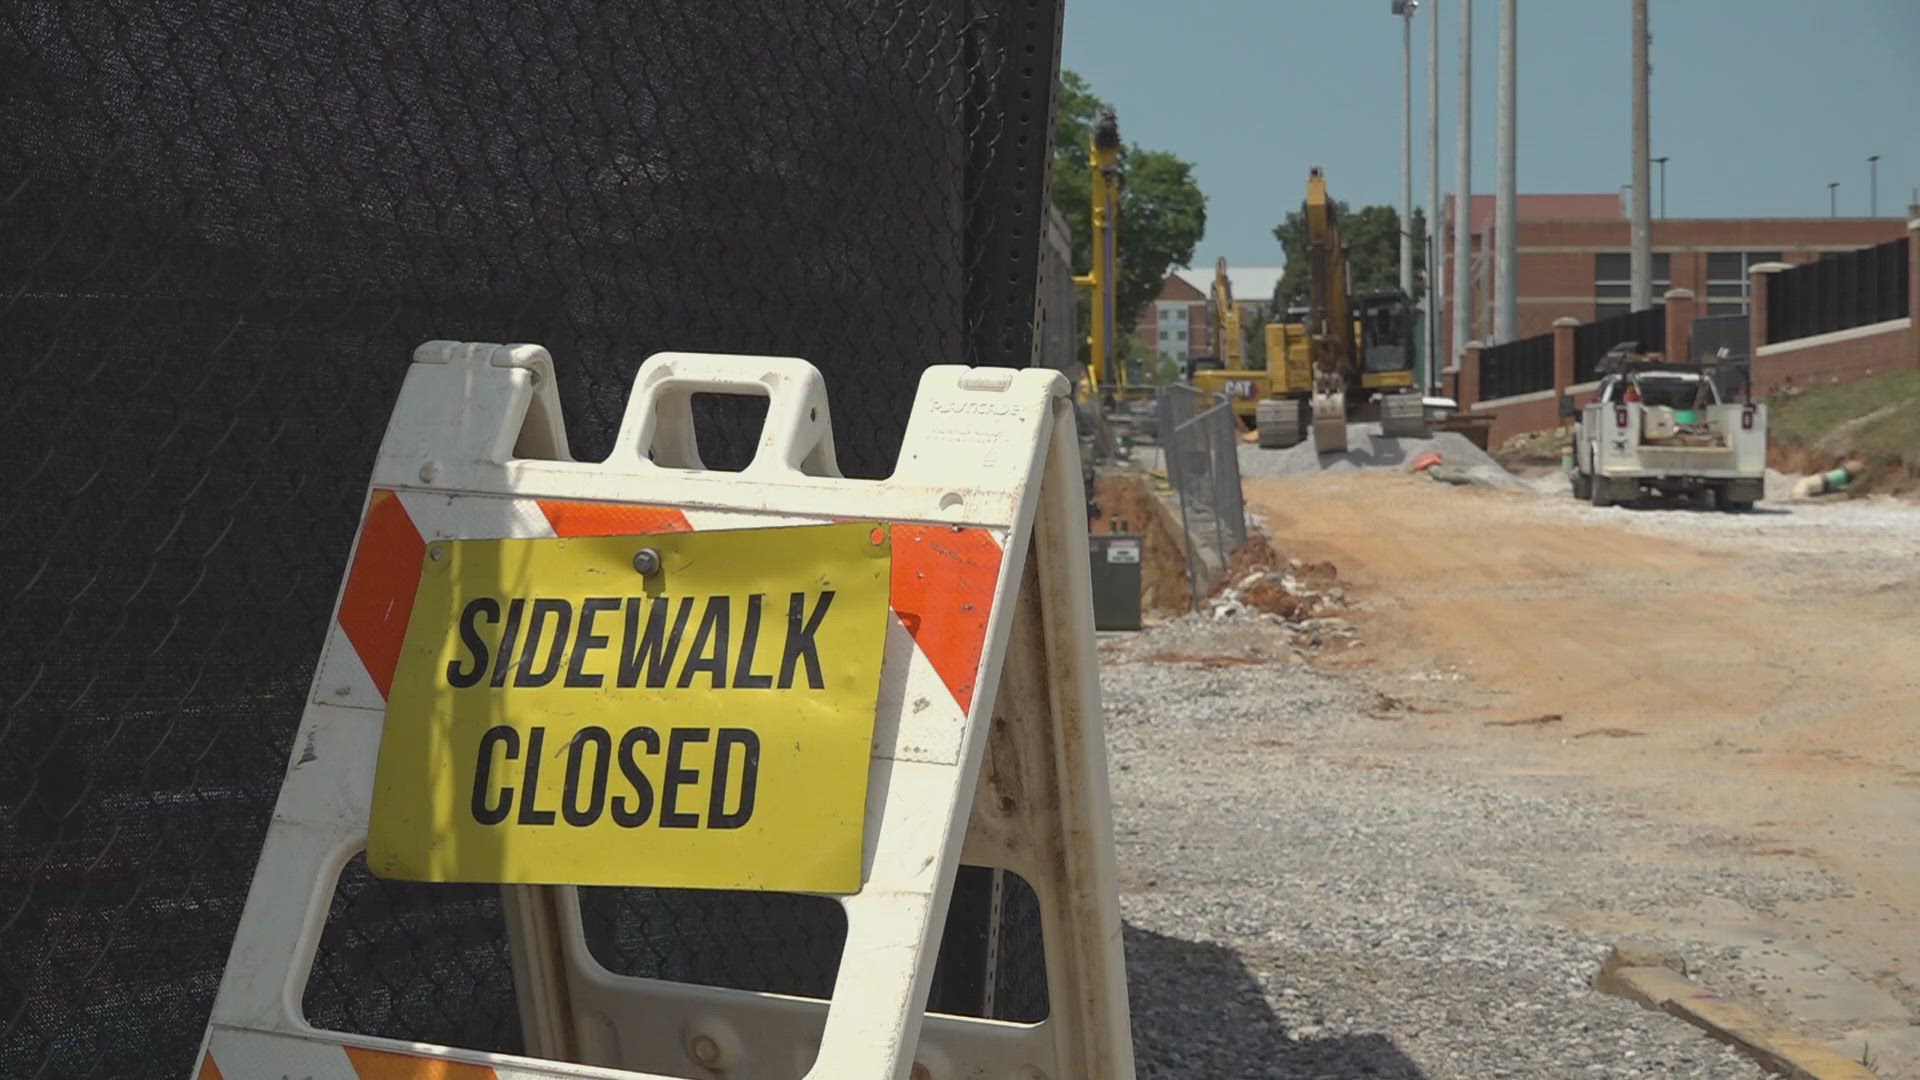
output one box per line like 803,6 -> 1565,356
1571,345 -> 1767,510
1211,257 -> 1244,370
1074,107 -> 1123,402
1186,259 -> 1301,428
1190,171 -> 1423,452
1297,167 -> 1423,453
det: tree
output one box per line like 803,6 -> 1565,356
1052,71 -> 1207,335
1271,203 -> 1427,309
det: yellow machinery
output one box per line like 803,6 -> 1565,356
1073,108 -> 1123,402
1211,257 -> 1243,369
1259,168 -> 1423,452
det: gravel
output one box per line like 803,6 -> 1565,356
1101,616 -> 1804,1078
1236,422 -> 1529,491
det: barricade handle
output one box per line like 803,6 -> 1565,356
613,352 -> 841,478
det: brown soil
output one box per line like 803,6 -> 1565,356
1091,472 -> 1191,617
1769,442 -> 1920,499
1243,471 -> 1920,1058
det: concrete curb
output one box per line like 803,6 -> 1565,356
1596,944 -> 1878,1079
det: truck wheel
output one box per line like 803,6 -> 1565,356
1570,472 -> 1592,501
1719,492 -> 1754,513
1257,399 -> 1303,449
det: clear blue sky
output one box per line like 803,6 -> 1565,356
1061,0 -> 1920,269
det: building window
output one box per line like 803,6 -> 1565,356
1593,252 -> 1670,306
1704,251 -> 1780,313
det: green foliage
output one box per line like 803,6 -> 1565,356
1052,70 -> 1208,332
1271,202 -> 1427,308
1770,370 -> 1920,467
1235,303 -> 1274,369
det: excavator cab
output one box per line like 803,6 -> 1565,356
1356,290 -> 1415,379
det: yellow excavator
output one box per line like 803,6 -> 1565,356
1194,171 -> 1423,451
1211,257 -> 1244,371
1258,167 -> 1424,452
1191,259 -> 1310,428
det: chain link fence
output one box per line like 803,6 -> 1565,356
0,1 -> 1062,1074
1154,386 -> 1247,610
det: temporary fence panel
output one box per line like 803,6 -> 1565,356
1154,387 -> 1246,609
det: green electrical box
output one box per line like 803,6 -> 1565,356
1087,532 -> 1143,631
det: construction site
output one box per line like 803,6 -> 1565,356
3,1 -> 1917,1079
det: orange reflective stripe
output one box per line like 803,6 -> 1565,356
336,489 -> 426,699
537,499 -> 691,538
344,1046 -> 497,1080
198,1052 -> 224,1080
889,525 -> 1000,713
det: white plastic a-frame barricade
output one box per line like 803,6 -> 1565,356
194,342 -> 1135,1080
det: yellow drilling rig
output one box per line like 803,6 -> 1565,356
1074,107 -> 1123,406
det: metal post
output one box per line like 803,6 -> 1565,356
1828,181 -> 1838,218
1427,0 -> 1441,391
1452,0 -> 1472,374
1653,156 -> 1668,218
1629,0 -> 1652,311
1493,0 -> 1516,344
1869,155 -> 1879,216
1399,2 -> 1414,301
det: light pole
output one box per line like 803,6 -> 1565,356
1427,0 -> 1440,391
1828,181 -> 1839,218
1653,156 -> 1668,218
1629,0 -> 1652,310
1452,0 -> 1472,369
1393,1 -> 1417,304
1869,154 -> 1880,216
1493,0 -> 1516,344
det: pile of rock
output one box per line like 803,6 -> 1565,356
1204,556 -> 1358,649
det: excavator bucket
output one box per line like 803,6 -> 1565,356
1312,390 -> 1348,455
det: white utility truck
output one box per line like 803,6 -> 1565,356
1570,349 -> 1766,510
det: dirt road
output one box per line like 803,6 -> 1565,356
1244,472 -> 1920,1075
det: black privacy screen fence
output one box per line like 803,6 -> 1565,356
0,1 -> 1062,1074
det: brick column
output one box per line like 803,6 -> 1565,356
1459,341 -> 1483,407
1908,216 -> 1919,369
1663,288 -> 1696,363
1553,316 -> 1579,385
1553,316 -> 1579,410
1748,261 -> 1792,360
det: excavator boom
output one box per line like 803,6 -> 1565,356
1211,257 -> 1244,370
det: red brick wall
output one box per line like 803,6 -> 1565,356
1752,321 -> 1915,398
1470,385 -> 1600,447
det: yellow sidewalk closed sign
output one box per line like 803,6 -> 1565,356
367,521 -> 892,893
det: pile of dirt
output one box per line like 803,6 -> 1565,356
1091,472 -> 1192,617
1493,426 -> 1574,475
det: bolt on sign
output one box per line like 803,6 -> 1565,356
368,524 -> 892,892
195,345 -> 1135,1080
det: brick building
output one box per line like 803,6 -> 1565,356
1135,265 -> 1285,368
1438,192 -> 1911,362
